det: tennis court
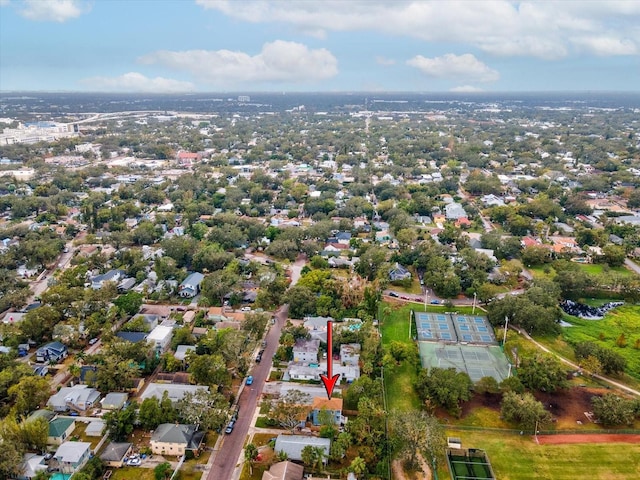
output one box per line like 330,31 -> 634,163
418,343 -> 510,382
412,310 -> 510,382
447,447 -> 496,480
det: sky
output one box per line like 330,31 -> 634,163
1,0 -> 640,93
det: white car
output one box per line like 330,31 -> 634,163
126,457 -> 142,466
241,306 -> 251,312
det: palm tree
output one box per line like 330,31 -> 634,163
349,456 -> 367,476
244,443 -> 259,475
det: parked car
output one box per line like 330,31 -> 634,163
388,291 -> 399,297
225,420 -> 235,434
241,306 -> 251,312
127,457 -> 142,466
261,340 -> 267,348
430,299 -> 440,304
256,351 -> 263,363
43,452 -> 53,461
246,375 -> 253,385
89,337 -> 98,345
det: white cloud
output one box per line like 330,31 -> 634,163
0,0 -> 10,7
375,56 -> 396,66
79,73 -> 194,93
139,40 -> 338,85
196,0 -> 640,59
450,85 -> 484,93
19,0 -> 87,22
571,36 -> 638,56
407,54 -> 499,83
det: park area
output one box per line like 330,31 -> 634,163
560,303 -> 640,380
445,429 -> 640,480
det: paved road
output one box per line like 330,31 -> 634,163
207,255 -> 307,480
207,304 -> 288,480
624,258 -> 640,275
27,241 -> 75,303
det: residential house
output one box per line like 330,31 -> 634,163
340,343 -> 361,366
303,316 -> 332,343
35,341 -> 67,363
115,331 -> 148,343
54,441 -> 92,474
375,230 -> 391,243
85,420 -> 105,437
150,423 -> 205,456
147,325 -> 173,353
101,392 -> 128,410
48,418 -> 75,445
293,339 -> 320,363
481,194 -> 505,207
388,263 -> 411,282
117,277 -> 136,293
18,453 -> 47,480
100,442 -> 133,468
174,345 -> 196,362
445,203 -> 467,220
274,435 -> 330,463
140,383 -> 208,405
335,232 -> 352,245
179,272 -> 204,298
261,461 -> 304,480
47,385 -> 101,412
309,397 -> 343,426
286,364 -> 323,381
91,269 -> 125,290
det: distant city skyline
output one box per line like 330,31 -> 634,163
1,0 -> 640,93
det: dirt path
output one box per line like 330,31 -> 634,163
536,434 -> 640,445
391,454 -> 432,480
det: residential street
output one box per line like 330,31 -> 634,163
205,304 -> 288,480
206,255 -> 307,480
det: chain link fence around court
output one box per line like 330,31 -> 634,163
412,311 -> 511,383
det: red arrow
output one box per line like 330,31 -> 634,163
320,320 -> 340,400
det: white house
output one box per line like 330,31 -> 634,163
292,339 -> 320,363
91,269 -> 125,290
340,344 -> 361,366
54,441 -> 92,474
147,325 -> 173,353
140,383 -> 208,405
179,272 -> 204,298
47,385 -> 101,412
274,435 -> 330,463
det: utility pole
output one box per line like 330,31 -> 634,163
502,316 -> 509,348
472,292 -> 477,314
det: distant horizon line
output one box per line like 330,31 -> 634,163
2,89 -> 640,95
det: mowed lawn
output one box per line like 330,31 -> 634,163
529,263 -> 635,280
561,304 -> 640,380
446,430 -> 640,480
380,301 -> 421,411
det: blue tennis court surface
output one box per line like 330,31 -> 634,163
413,311 -> 508,382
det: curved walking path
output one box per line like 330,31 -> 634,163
511,326 -> 640,398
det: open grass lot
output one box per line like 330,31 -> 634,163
380,302 -> 421,411
110,468 -> 155,480
560,304 -> 640,380
529,263 -> 635,280
445,429 -> 640,480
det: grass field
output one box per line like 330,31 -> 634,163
529,263 -> 635,280
380,302 -> 422,411
560,304 -> 640,380
445,429 -> 640,480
